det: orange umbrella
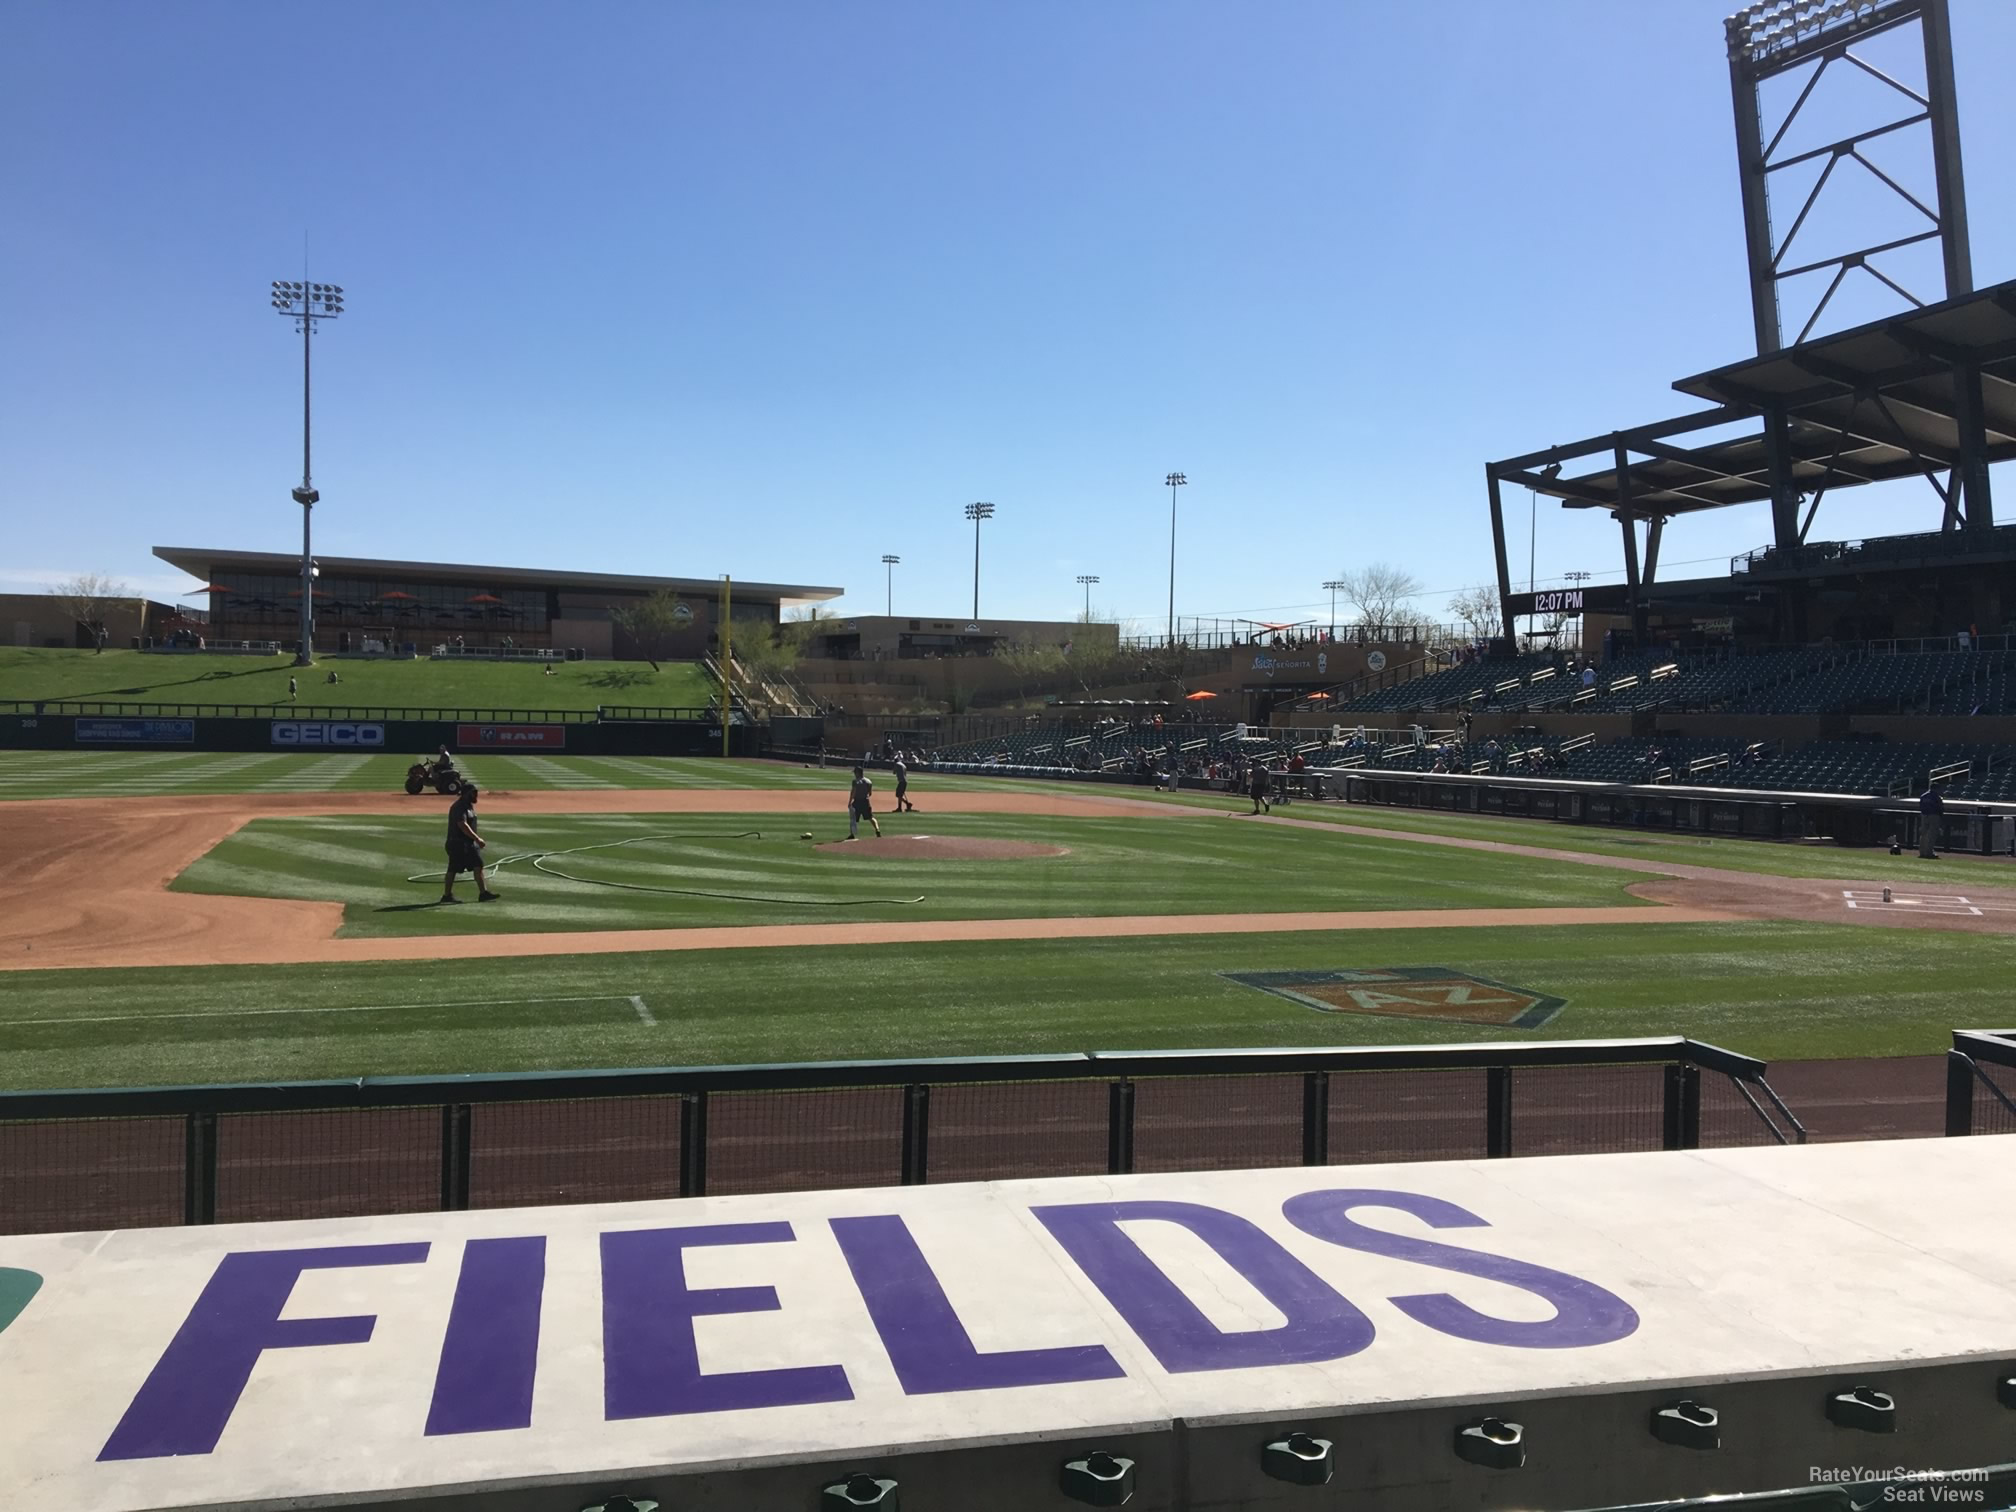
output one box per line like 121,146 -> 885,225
467,593 -> 504,604
1184,690 -> 1217,700
1307,692 -> 1332,700
378,591 -> 419,601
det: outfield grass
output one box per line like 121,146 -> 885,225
0,921 -> 1999,1091
170,809 -> 1652,934
0,647 -> 712,710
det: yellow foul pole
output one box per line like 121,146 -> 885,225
720,575 -> 732,758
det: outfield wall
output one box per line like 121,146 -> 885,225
0,713 -> 759,758
2,1138 -> 2013,1511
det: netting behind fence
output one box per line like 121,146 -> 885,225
927,1080 -> 1108,1184
1133,1074 -> 1304,1174
1509,1064 -> 1666,1156
216,1108 -> 439,1225
707,1086 -> 906,1196
0,1117 -> 182,1234
1330,1069 -> 1489,1164
471,1098 -> 683,1210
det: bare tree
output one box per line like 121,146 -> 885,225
1447,584 -> 1501,641
608,588 -> 696,667
53,573 -> 131,652
1336,564 -> 1424,633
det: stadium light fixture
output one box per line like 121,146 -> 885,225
1322,579 -> 1347,637
881,554 -> 900,617
964,503 -> 994,620
1164,472 -> 1187,646
1076,573 -> 1100,619
271,277 -> 347,666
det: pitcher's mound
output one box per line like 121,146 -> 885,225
813,834 -> 1068,860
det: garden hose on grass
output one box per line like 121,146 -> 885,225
406,829 -> 926,906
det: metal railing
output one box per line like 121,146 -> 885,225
1945,1030 -> 2016,1137
0,1037 -> 1799,1236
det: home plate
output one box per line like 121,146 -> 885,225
1842,889 -> 1984,916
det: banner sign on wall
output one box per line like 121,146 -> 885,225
270,722 -> 385,748
456,723 -> 567,749
75,719 -> 195,744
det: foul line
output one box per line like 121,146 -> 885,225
1,993 -> 639,1028
630,994 -> 656,1025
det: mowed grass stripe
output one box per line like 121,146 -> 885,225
168,810 -> 1655,935
0,920 -> 1995,1089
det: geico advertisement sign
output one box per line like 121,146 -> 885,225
270,722 -> 385,747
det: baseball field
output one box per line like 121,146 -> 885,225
3,748 -> 2012,1110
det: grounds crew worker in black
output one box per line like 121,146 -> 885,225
442,780 -> 500,903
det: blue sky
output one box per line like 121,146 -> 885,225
3,0 -> 2010,634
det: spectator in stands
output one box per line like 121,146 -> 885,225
1918,783 -> 1944,859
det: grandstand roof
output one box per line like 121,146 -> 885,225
153,547 -> 841,604
1493,277 -> 2016,519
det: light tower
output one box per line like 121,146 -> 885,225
1163,472 -> 1186,644
269,279 -> 345,666
1076,574 -> 1100,619
881,555 -> 900,616
1322,579 -> 1347,638
964,503 -> 994,620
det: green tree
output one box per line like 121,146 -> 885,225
608,589 -> 696,667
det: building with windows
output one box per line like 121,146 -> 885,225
151,547 -> 841,659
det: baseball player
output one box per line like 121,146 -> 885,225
847,764 -> 882,840
892,753 -> 916,812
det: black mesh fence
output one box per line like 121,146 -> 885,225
0,1117 -> 183,1234
1330,1068 -> 1490,1165
1700,1070 -> 1793,1147
0,1039 -> 1812,1236
926,1080 -> 1108,1184
1507,1064 -> 1666,1157
215,1108 -> 439,1225
706,1086 -> 906,1197
1975,1062 -> 2016,1137
471,1098 -> 683,1210
1133,1074 -> 1303,1174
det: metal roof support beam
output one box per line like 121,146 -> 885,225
1920,0 -> 1974,298
1764,409 -> 1802,553
1952,365 -> 1995,532
1490,407 -> 1752,476
1644,516 -> 1666,586
1496,466 -> 1618,509
1730,19 -> 1781,353
1616,446 -> 1644,641
1486,470 -> 1517,646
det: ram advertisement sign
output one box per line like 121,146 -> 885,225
455,723 -> 567,750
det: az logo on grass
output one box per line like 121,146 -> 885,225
0,1268 -> 42,1339
1224,966 -> 1565,1029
